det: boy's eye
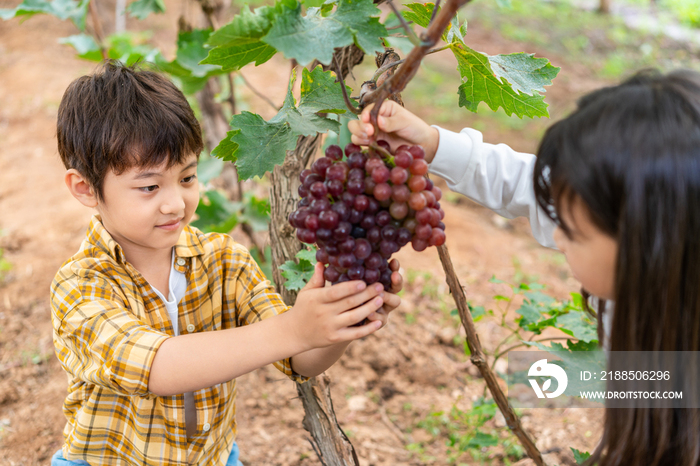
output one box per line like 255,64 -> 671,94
139,185 -> 158,193
182,175 -> 197,183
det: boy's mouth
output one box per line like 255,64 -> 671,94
157,219 -> 182,231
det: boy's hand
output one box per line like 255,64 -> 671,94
365,258 -> 403,328
290,263 -> 386,350
348,100 -> 440,163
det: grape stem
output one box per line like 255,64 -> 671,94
370,44 -> 452,83
386,0 -> 421,47
334,56 -> 361,115
362,0 -> 474,137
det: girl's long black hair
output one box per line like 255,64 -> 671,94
534,69 -> 700,466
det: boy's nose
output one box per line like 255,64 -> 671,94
161,193 -> 186,215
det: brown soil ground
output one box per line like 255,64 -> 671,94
0,2 -> 611,465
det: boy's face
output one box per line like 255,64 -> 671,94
96,154 -> 199,263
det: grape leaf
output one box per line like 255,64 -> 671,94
403,3 -> 466,44
229,112 -> 297,180
201,5 -> 280,71
280,249 -> 317,291
223,67 -> 352,179
127,0 -> 165,20
451,44 -> 551,118
571,448 -> 592,464
0,0 -> 89,30
175,29 -> 221,77
556,312 -> 598,343
58,33 -> 102,61
192,190 -> 239,233
262,0 -> 386,66
488,53 -> 559,96
210,130 -> 240,163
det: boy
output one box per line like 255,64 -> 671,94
50,60 -> 402,465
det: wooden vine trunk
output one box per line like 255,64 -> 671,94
268,46 -> 365,466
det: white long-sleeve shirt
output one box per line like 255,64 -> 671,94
428,126 -> 557,249
428,126 -> 613,347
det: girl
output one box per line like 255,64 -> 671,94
350,69 -> 700,465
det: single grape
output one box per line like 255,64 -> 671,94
309,181 -> 328,198
415,223 -> 432,240
432,186 -> 443,201
429,228 -> 446,246
379,240 -> 395,258
408,145 -> 425,160
354,238 -> 372,259
371,166 -> 390,184
353,195 -> 369,212
366,197 -> 380,215
344,143 -> 362,156
411,237 -> 428,252
326,164 -> 347,182
346,178 -> 365,195
312,157 -> 332,176
324,266 -> 341,282
303,173 -> 323,189
408,176 -> 427,193
402,218 -> 418,233
381,225 -> 398,241
364,252 -> 382,269
390,167 -> 409,185
300,168 -> 314,184
297,229 -> 316,244
310,198 -> 331,214
376,140 -> 391,152
333,221 -> 352,240
338,253 -> 356,269
364,268 -> 380,284
304,214 -> 319,231
366,227 -> 381,244
331,202 -> 350,221
339,237 -> 356,253
326,179 -> 344,198
365,157 -> 384,173
347,152 -> 367,169
373,183 -> 392,201
423,189 -> 436,208
348,265 -> 365,281
325,145 -> 343,161
318,210 -> 339,229
341,191 -> 355,207
360,214 -> 375,229
348,209 -> 363,224
351,226 -> 366,238
425,177 -> 434,191
394,150 -> 413,169
396,227 -> 412,246
316,248 -> 329,264
415,207 -> 432,225
391,184 -> 411,203
408,192 -> 427,211
389,202 -> 408,220
316,228 -> 332,242
364,177 -> 377,196
375,210 -> 392,227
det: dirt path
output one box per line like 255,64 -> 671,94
0,5 -> 606,465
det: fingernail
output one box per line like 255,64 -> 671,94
375,284 -> 383,292
358,282 -> 366,290
375,297 -> 383,305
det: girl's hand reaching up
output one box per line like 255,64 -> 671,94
348,100 -> 440,163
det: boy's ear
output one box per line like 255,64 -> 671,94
65,169 -> 98,208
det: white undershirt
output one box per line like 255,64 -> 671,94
150,249 -> 196,438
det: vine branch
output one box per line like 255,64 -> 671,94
437,244 -> 547,466
362,0 -> 473,132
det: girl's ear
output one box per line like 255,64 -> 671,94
65,169 -> 98,208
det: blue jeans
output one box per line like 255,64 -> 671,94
51,442 -> 243,465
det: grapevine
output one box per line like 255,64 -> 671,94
290,141 -> 445,289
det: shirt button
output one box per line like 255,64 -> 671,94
176,258 -> 186,266
202,423 -> 211,432
186,324 -> 195,333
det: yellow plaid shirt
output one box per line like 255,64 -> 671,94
51,215 -> 304,465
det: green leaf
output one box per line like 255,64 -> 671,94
262,0 -> 386,66
488,52 -> 559,96
197,154 -> 225,185
1,0 -> 89,30
516,301 -> 543,328
201,5 -> 279,71
175,29 -> 221,77
571,448 -> 592,464
104,32 -> 160,66
296,247 -> 317,264
280,248 -> 317,291
229,112 -> 297,180
556,312 -> 598,343
211,130 -> 240,162
466,431 -> 499,449
224,67 -> 352,179
403,3 -> 466,44
127,0 -> 165,20
451,44 -> 552,118
58,33 -> 102,61
192,190 -> 239,233
237,192 -> 272,232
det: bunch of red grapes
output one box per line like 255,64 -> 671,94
288,141 -> 446,290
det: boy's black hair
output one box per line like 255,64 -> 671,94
57,60 -> 203,200
534,69 -> 700,466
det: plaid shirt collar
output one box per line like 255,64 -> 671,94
85,215 -> 206,265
